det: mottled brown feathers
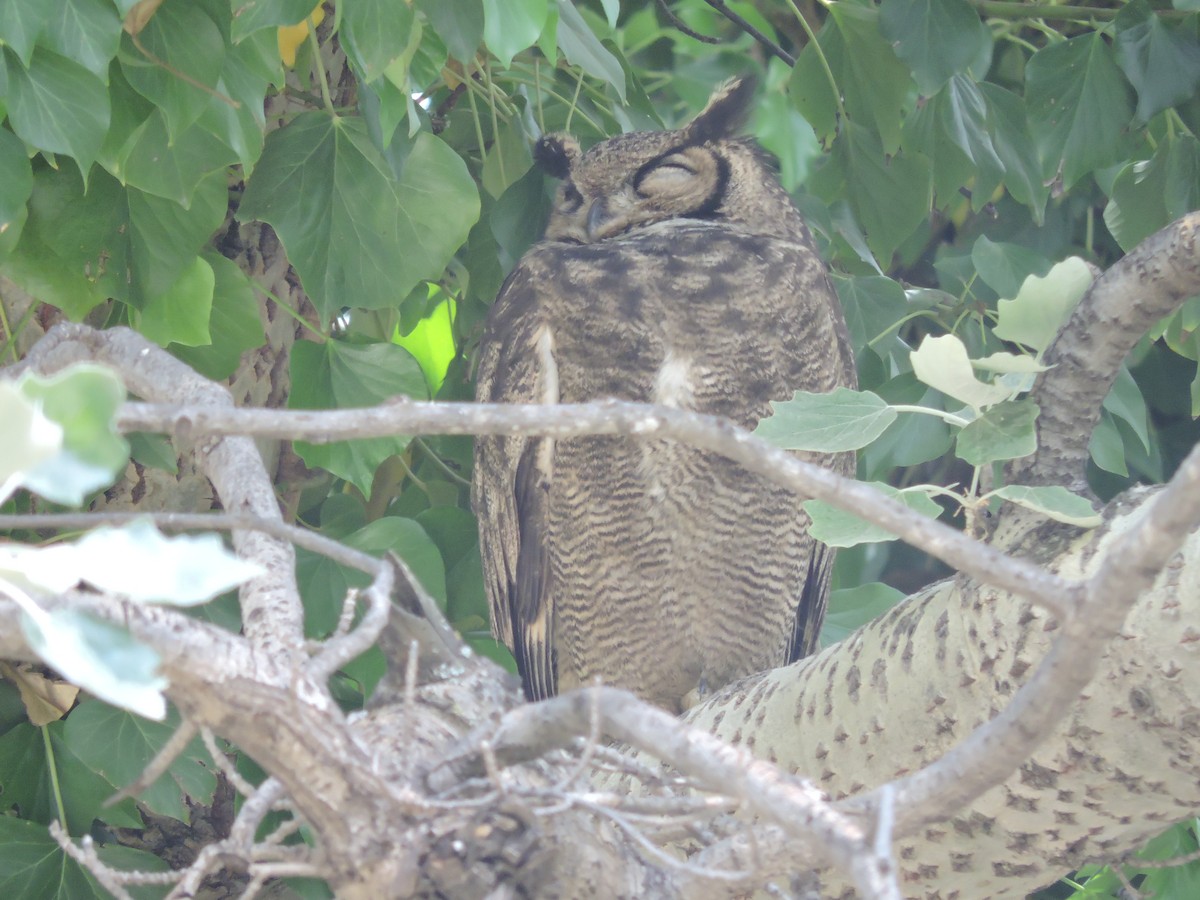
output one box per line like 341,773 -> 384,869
472,78 -> 856,712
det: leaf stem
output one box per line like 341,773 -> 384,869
782,0 -> 845,122
306,13 -> 335,116
889,404 -> 973,428
42,724 -> 68,829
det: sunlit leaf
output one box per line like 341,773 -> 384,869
755,388 -> 898,452
993,257 -> 1093,352
987,484 -> 1102,527
805,483 -> 943,547
910,334 -> 1012,410
956,399 -> 1038,465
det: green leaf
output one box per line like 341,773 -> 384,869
838,122 -> 932,264
879,0 -> 991,94
1089,408 -> 1128,476
296,517 -> 447,637
979,83 -> 1047,220
5,45 -> 110,175
0,124 -> 31,249
792,4 -> 912,153
481,117 -> 533,200
1115,0 -> 1200,124
860,374 -> 954,475
115,107 -> 241,204
483,0 -> 547,68
240,114 -> 480,320
138,255 -> 214,347
555,0 -> 625,100
125,172 -> 229,306
987,484 -> 1102,527
1026,33 -> 1135,189
418,0 -> 484,62
832,274 -> 908,354
937,75 -> 1004,205
395,294 -> 457,395
956,399 -> 1038,465
63,700 -> 217,820
0,1 -> 50,67
42,0 -> 123,80
0,816 -> 96,897
971,235 -> 1052,299
755,388 -> 898,452
342,0 -> 415,82
1105,134 -> 1200,251
0,721 -> 143,834
993,257 -> 1093,352
230,0 -> 317,42
1102,364 -> 1150,454
16,364 -> 128,506
821,582 -> 906,645
20,610 -> 166,720
910,334 -> 1013,410
169,251 -> 265,380
804,483 -> 943,547
290,339 -> 429,494
119,3 -> 225,142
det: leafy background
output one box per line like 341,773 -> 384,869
1,0 -> 1199,896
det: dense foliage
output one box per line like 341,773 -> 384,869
1,0 -> 1198,896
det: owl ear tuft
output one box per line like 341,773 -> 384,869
685,77 -> 757,145
534,134 -> 581,179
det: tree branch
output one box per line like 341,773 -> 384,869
1014,212 -> 1200,491
119,396 -> 1077,619
18,324 -> 307,659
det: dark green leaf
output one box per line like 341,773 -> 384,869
0,128 -> 33,245
1105,134 -> 1200,251
118,3 -> 225,142
42,0 -> 122,80
1026,33 -> 1135,189
971,236 -> 1052,299
0,816 -> 97,897
979,83 -> 1047,220
290,339 -> 428,494
418,0 -> 484,62
1115,0 -> 1200,123
821,582 -> 906,645
833,274 -> 908,354
240,114 -> 480,320
5,46 -> 110,175
64,700 -> 216,821
838,122 -> 932,264
937,75 -> 1004,205
792,4 -> 913,153
879,0 -> 991,93
342,0 -> 415,83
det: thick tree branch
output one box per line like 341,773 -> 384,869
18,324 -> 306,659
1014,212 -> 1200,491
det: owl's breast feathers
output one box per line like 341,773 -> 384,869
474,222 -> 855,710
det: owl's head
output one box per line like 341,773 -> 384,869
534,78 -> 804,245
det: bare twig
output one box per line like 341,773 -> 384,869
104,718 -> 198,807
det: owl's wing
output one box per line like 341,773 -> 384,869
787,540 -> 834,662
472,263 -> 558,701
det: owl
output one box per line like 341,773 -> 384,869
472,78 -> 857,712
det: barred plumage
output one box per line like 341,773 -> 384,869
472,79 -> 856,712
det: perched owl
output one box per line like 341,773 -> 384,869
472,79 -> 856,712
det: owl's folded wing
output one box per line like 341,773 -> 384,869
472,264 -> 559,701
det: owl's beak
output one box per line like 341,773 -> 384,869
586,198 -> 611,240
